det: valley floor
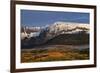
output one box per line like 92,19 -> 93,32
21,45 -> 89,63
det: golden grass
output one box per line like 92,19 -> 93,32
48,51 -> 65,58
21,47 -> 89,63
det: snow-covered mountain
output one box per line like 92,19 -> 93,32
40,21 -> 89,39
21,22 -> 90,48
46,21 -> 89,34
21,26 -> 41,39
21,21 -> 89,40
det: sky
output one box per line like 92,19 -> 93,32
21,10 -> 90,27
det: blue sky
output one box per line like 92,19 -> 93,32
21,10 -> 90,27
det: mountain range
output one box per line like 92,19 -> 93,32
21,21 -> 89,48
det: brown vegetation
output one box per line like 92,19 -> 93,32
21,46 -> 89,63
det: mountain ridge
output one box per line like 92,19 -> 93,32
21,21 -> 90,48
